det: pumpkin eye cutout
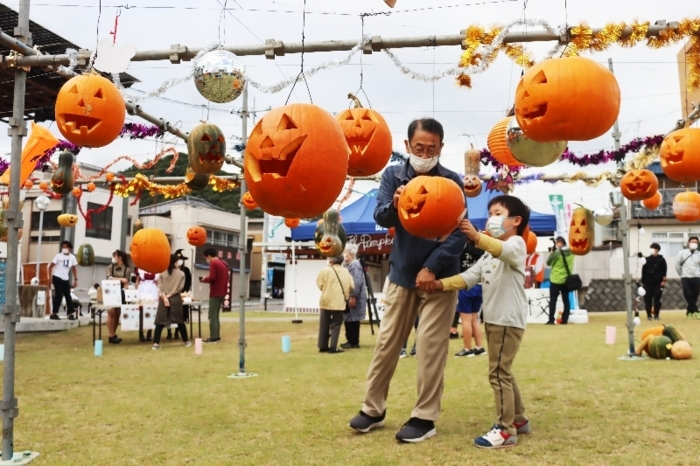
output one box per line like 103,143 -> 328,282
402,186 -> 428,217
580,219 -> 587,227
94,88 -> 104,99
69,85 -> 78,94
218,135 -> 225,143
520,70 -> 548,120
361,114 -> 373,121
277,114 -> 298,131
201,133 -> 212,142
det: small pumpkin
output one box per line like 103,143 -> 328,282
186,226 -> 207,247
568,206 -> 594,255
132,218 -> 144,236
284,217 -> 300,229
314,209 -> 347,258
659,127 -> 700,183
76,243 -> 95,266
39,181 -> 48,190
670,340 -> 693,360
487,117 -> 523,167
86,182 -> 96,192
648,335 -> 673,360
57,213 -> 78,227
72,186 -> 82,198
187,122 -> 226,175
398,176 -> 466,239
55,73 -> 126,148
105,172 -> 115,182
672,190 -> 700,223
620,169 -> 658,201
131,228 -> 171,274
184,170 -> 210,191
51,151 -> 75,195
242,192 -> 258,210
642,191 -> 662,210
526,229 -> 537,255
463,144 -> 483,198
23,180 -> 33,189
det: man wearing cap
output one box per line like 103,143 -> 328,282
169,249 -> 192,339
641,243 -> 667,321
546,236 -> 574,325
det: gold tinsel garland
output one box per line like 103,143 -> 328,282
112,173 -> 240,199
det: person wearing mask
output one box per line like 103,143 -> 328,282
676,236 -> 700,317
317,255 -> 354,354
546,237 -> 574,325
135,267 -> 158,342
152,254 -> 190,350
169,249 -> 192,340
641,243 -> 667,321
107,250 -> 131,344
200,248 -> 229,343
341,244 -> 366,349
48,241 -> 79,320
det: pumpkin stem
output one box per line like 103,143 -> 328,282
347,93 -> 364,108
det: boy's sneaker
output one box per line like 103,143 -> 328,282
455,348 -> 474,357
470,347 -> 487,357
399,349 -> 407,359
349,410 -> 385,433
474,424 -> 517,449
514,419 -> 531,435
395,418 -> 436,443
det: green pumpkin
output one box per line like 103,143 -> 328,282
51,151 -> 75,195
648,335 -> 673,360
314,208 -> 347,258
662,325 -> 684,343
187,123 -> 226,175
185,170 -> 210,191
77,243 -> 95,266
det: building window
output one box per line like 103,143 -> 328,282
31,211 -> 61,230
85,202 -> 113,240
126,217 -> 132,236
205,228 -> 239,247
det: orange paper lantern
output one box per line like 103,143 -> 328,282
487,117 -> 523,168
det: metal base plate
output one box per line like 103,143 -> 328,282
228,372 -> 258,379
291,320 -> 303,324
0,451 -> 40,465
618,354 -> 647,361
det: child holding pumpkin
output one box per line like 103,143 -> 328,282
430,195 -> 531,449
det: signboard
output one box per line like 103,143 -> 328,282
346,233 -> 394,255
193,238 -> 254,270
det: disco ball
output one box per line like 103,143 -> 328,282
594,207 -> 614,226
193,50 -> 247,103
506,117 -> 567,167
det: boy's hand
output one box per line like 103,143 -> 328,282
427,280 -> 444,293
460,219 -> 480,242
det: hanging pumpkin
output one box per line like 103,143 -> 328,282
105,172 -> 115,182
672,190 -> 700,222
642,191 -> 662,210
131,228 -> 171,274
184,170 -> 210,191
244,103 -> 348,218
186,226 -> 207,247
568,206 -> 594,255
619,169 -> 658,201
463,144 -> 483,198
51,151 -> 75,195
54,73 -> 126,148
336,93 -> 392,176
23,180 -> 33,189
284,217 -> 300,229
86,182 -> 96,192
487,117 -> 523,167
132,218 -> 144,236
242,191 -> 258,210
659,127 -> 700,183
39,181 -> 48,190
314,209 -> 347,257
72,186 -> 82,198
514,56 -> 620,142
76,243 -> 95,266
57,213 -> 78,227
525,229 -> 537,255
398,176 -> 466,239
187,122 -> 226,175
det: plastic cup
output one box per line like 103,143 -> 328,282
281,335 -> 291,353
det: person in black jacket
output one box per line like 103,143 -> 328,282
168,249 -> 193,340
641,243 -> 667,321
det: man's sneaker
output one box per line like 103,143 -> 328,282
449,331 -> 459,339
395,418 -> 436,443
49,314 -> 60,320
470,347 -> 486,357
184,341 -> 192,348
455,348 -> 474,357
152,344 -> 160,350
349,411 -> 385,433
204,338 -> 220,343
514,419 -> 531,435
399,349 -> 407,359
474,424 -> 517,449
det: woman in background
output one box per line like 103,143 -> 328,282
341,244 -> 367,349
107,250 -> 131,344
152,254 -> 190,350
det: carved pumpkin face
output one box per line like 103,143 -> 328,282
314,209 -> 347,257
398,176 -> 466,239
244,103 -> 348,218
514,57 -> 620,142
242,192 -> 258,210
462,175 -> 482,198
55,74 -> 126,148
188,123 -> 226,175
620,169 -> 658,201
568,207 -> 594,255
336,108 -> 392,176
659,128 -> 700,183
285,217 -> 300,229
186,226 -> 207,247
131,228 -> 171,274
642,191 -> 662,210
673,191 -> 700,222
57,213 -> 78,227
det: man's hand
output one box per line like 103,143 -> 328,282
416,268 -> 436,292
392,185 -> 405,210
459,219 -> 480,242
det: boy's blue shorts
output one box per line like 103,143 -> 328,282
457,285 -> 482,314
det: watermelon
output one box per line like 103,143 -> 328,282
76,243 -> 94,266
662,325 -> 684,343
648,335 -> 673,359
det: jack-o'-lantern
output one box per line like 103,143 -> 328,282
184,170 -> 210,191
285,217 -> 300,229
398,176 -> 466,239
672,190 -> 700,222
186,226 -> 207,247
314,209 -> 346,257
72,186 -> 82,198
23,180 -> 33,189
244,103 -> 348,218
55,73 -> 126,148
336,93 -> 392,176
620,169 -> 658,201
659,127 -> 700,183
51,151 -> 75,195
463,175 -> 482,197
642,191 -> 662,210
487,117 -> 523,167
57,213 -> 78,227
105,172 -> 115,182
131,228 -> 171,274
86,182 -> 96,192
463,144 -> 483,197
242,191 -> 258,210
187,122 -> 226,175
514,57 -> 620,142
39,181 -> 48,190
568,206 -> 594,255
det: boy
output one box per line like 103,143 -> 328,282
431,195 -> 530,448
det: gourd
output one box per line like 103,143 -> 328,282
635,334 -> 655,357
670,340 -> 692,360
77,243 -> 95,266
662,324 -> 684,344
640,325 -> 665,341
51,151 -> 75,195
568,206 -> 594,255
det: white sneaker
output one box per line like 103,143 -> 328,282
152,344 -> 160,350
474,424 -> 517,449
399,349 -> 407,359
184,341 -> 192,347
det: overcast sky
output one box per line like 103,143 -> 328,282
1,0 -> 697,220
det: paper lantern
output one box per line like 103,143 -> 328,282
398,176 -> 466,239
487,117 -> 523,167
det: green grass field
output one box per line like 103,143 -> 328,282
6,311 -> 700,465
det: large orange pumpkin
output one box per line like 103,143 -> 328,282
131,228 -> 171,274
55,73 -> 125,148
672,191 -> 700,222
487,117 -> 523,167
659,127 -> 700,183
514,57 -> 620,142
244,103 -> 348,218
569,206 -> 594,255
336,97 -> 392,176
186,226 -> 207,246
242,191 -> 258,210
642,191 -> 662,210
620,169 -> 658,201
398,176 -> 466,239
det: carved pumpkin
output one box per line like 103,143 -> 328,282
131,228 -> 171,274
244,103 -> 348,218
659,127 -> 700,183
187,122 -> 226,175
487,117 -> 523,167
186,226 -> 207,247
72,186 -> 82,198
184,170 -> 210,191
642,191 -> 662,210
242,191 -> 258,210
672,190 -> 700,222
462,175 -> 482,197
398,176 -> 466,239
57,213 -> 78,227
568,206 -> 594,255
336,94 -> 392,176
620,169 -> 658,201
86,182 -> 96,192
463,144 -> 483,197
39,181 -> 48,190
105,172 -> 115,182
23,180 -> 33,189
77,243 -> 95,266
284,217 -> 300,229
314,209 -> 347,257
514,57 -> 620,142
55,73 -> 125,148
51,151 -> 75,195
132,218 -> 144,236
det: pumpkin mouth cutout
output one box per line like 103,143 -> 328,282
52,179 -> 64,188
346,128 -> 376,156
60,114 -> 101,134
198,151 -> 223,165
662,151 -> 684,165
570,238 -> 588,250
626,181 -> 651,193
520,103 -> 548,121
250,135 -> 307,182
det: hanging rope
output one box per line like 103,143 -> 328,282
285,0 -> 313,104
